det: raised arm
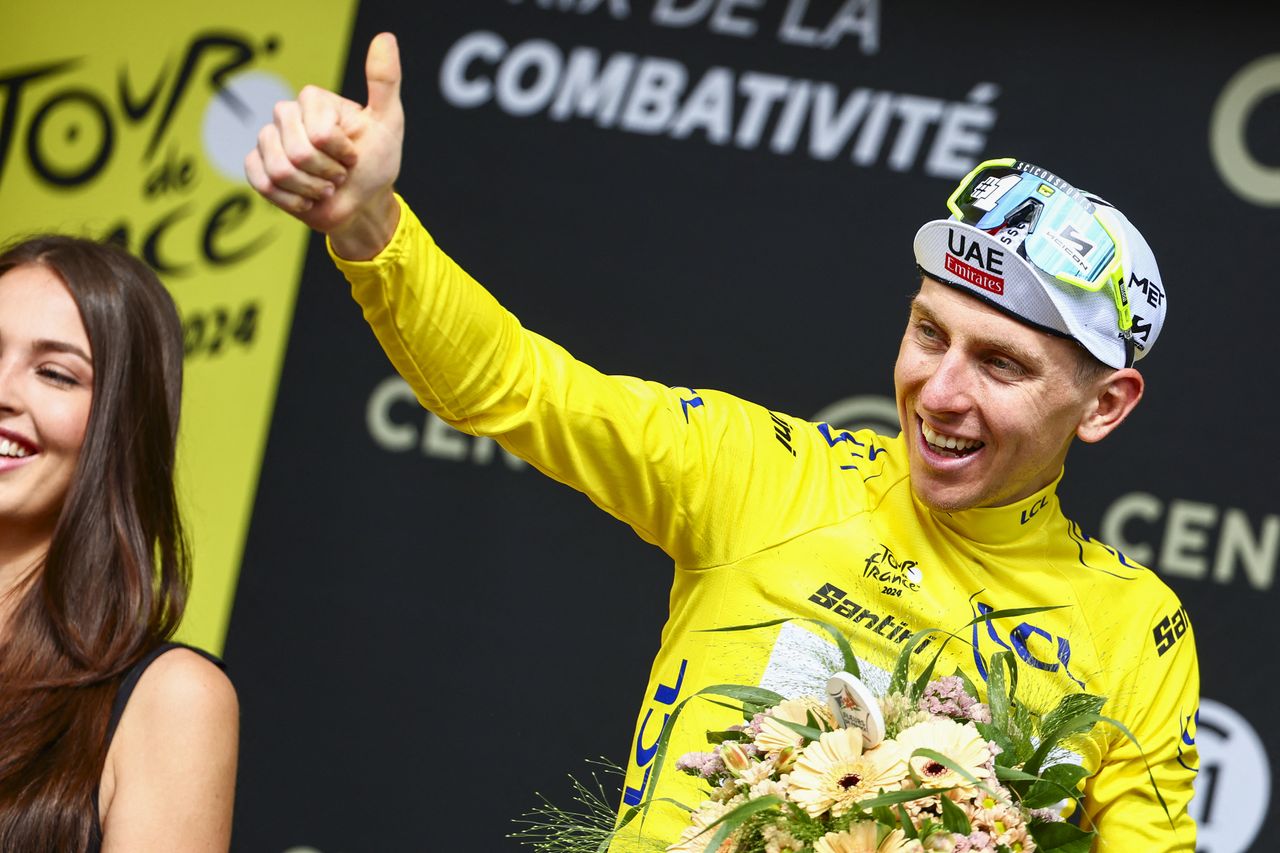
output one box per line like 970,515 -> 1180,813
243,34 -> 858,568
244,32 -> 403,261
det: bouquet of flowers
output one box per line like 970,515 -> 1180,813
513,609 -> 1166,853
663,675 -> 1069,853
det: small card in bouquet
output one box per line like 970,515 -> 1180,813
825,671 -> 885,748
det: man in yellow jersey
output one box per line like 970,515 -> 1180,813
247,33 -> 1198,852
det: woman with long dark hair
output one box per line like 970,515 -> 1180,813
0,235 -> 238,851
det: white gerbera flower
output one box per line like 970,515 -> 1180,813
893,718 -> 993,790
786,728 -> 908,818
813,822 -> 880,853
812,824 -> 923,853
754,696 -> 837,753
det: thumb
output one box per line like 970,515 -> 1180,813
364,32 -> 402,119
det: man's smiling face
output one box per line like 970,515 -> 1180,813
893,277 -> 1100,512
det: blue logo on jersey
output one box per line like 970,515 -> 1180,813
1019,495 -> 1048,525
623,658 -> 688,806
1177,707 -> 1199,773
675,387 -> 704,422
971,601 -> 1085,690
816,422 -> 886,470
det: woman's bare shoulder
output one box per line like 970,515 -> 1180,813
100,647 -> 238,851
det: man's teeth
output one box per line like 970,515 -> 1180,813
0,438 -> 30,458
921,423 -> 983,452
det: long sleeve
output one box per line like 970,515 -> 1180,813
327,195 -> 858,569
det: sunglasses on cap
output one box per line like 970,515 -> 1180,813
946,158 -> 1134,337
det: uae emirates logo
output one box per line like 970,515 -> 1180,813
945,253 -> 1004,295
944,229 -> 1005,295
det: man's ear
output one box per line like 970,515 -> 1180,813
1077,368 -> 1144,444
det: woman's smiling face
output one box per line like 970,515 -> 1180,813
0,263 -> 94,543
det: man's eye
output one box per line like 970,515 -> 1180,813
988,356 -> 1022,375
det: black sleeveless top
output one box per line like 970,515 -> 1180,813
86,643 -> 226,853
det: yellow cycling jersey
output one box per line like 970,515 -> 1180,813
331,196 -> 1199,853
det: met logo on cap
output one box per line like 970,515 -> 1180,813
945,228 -> 1004,295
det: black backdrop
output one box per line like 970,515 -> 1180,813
224,2 -> 1280,850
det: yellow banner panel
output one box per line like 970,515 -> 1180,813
2,0 -> 361,653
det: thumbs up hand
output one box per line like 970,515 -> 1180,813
246,32 -> 404,259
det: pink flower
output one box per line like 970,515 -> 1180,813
675,750 -> 727,779
963,830 -> 996,853
919,677 -> 988,724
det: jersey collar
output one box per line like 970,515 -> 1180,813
923,469 -> 1063,546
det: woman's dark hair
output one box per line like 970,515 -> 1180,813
0,234 -> 189,851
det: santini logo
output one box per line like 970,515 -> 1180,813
945,229 -> 1005,295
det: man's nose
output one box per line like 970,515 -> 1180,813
917,349 -> 973,416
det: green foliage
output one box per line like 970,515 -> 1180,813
975,720 -> 1018,767
889,627 -> 942,697
986,650 -> 1018,734
706,728 -> 752,745
1021,694 -> 1107,778
896,805 -> 918,839
849,786 -> 958,811
1028,820 -> 1095,853
952,667 -> 981,705
1023,763 -> 1090,810
508,758 -> 641,853
939,795 -> 972,835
